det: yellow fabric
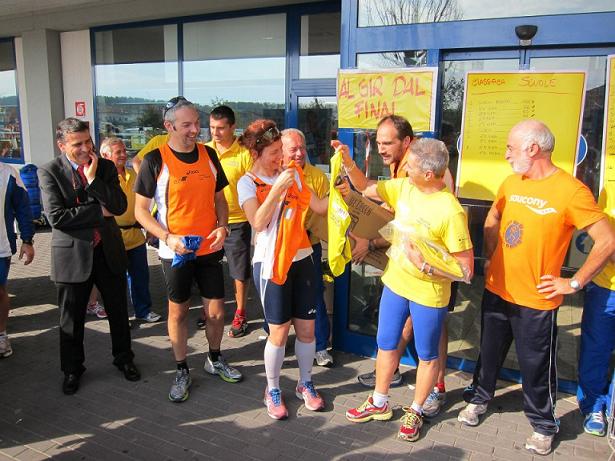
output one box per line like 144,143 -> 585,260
377,178 -> 472,307
593,184 -> 615,290
136,134 -> 169,159
327,151 -> 352,276
116,168 -> 146,251
206,138 -> 253,224
303,163 -> 329,245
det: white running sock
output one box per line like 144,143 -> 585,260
295,338 -> 316,384
372,391 -> 388,408
411,401 -> 423,414
264,340 -> 285,391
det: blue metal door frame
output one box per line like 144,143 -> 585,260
333,0 -> 615,394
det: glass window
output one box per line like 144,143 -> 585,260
183,14 -> 286,132
93,25 -> 179,155
0,40 -> 22,162
297,96 -> 338,167
299,12 -> 340,79
357,50 -> 427,69
358,0 -> 615,27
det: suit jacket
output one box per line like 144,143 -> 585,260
38,155 -> 128,283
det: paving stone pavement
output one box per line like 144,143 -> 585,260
0,230 -> 613,460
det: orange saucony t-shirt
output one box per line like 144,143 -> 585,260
486,169 -> 605,310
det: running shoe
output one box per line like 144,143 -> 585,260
314,349 -> 333,367
204,355 -> 243,383
398,407 -> 423,442
196,317 -> 206,330
524,431 -> 554,455
0,335 -> 12,358
228,314 -> 248,338
583,411 -> 606,437
295,381 -> 325,411
169,369 -> 192,403
136,311 -> 162,323
457,402 -> 487,426
346,394 -> 393,423
86,302 -> 107,319
422,389 -> 446,417
357,368 -> 403,388
264,387 -> 288,420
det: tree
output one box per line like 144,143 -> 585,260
138,106 -> 163,130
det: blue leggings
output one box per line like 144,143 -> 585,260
376,285 -> 447,361
577,282 -> 615,415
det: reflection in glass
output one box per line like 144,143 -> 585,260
530,56 -> 606,198
298,97 -> 338,166
358,0 -> 614,27
93,25 -> 179,155
183,15 -> 286,132
0,41 -> 21,161
299,13 -> 341,79
357,50 -> 427,69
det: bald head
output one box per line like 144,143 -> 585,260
509,120 -> 555,155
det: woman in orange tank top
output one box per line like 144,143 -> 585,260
237,119 -> 327,420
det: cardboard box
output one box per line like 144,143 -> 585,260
312,191 -> 394,244
345,190 -> 394,240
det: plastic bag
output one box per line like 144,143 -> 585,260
379,219 -> 470,283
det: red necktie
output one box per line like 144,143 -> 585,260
77,165 -> 102,247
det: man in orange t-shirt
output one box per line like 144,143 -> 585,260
457,120 -> 615,456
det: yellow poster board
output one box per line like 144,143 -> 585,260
601,55 -> 615,190
458,71 -> 586,201
337,68 -> 438,131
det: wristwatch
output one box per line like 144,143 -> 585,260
569,278 -> 581,291
22,239 -> 33,245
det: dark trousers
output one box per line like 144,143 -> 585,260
466,289 -> 559,436
57,244 -> 133,374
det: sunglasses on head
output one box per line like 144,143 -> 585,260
255,126 -> 281,146
163,96 -> 188,117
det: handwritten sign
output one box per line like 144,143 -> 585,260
337,68 -> 438,131
600,56 -> 615,191
457,71 -> 586,201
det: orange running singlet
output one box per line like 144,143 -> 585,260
160,143 -> 219,256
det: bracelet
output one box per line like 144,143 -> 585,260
420,261 -> 427,273
344,161 -> 356,173
163,232 -> 169,245
426,264 -> 434,276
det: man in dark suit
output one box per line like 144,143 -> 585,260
38,117 -> 140,395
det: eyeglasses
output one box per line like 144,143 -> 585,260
163,96 -> 188,117
255,126 -> 281,146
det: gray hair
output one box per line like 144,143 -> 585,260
281,128 -> 306,143
56,117 -> 89,142
514,120 -> 555,153
163,98 -> 198,124
410,138 -> 449,178
99,136 -> 124,155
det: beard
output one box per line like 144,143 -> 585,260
511,156 -> 532,174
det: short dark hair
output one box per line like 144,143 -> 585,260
377,115 -> 414,141
210,105 -> 236,125
56,117 -> 89,142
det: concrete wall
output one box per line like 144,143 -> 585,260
60,30 -> 95,141
20,29 -> 65,166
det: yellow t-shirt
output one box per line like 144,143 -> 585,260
136,134 -> 169,160
303,163 -> 328,245
116,168 -> 146,251
486,170 -> 604,310
592,184 -> 615,290
206,138 -> 253,224
377,178 -> 472,307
